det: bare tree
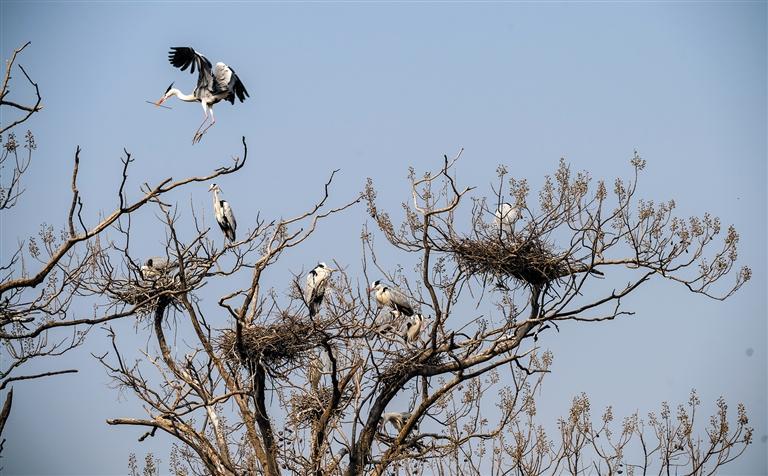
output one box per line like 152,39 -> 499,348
0,43 -> 254,459
0,42 -> 40,212
91,148 -> 751,475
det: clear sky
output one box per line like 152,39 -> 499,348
0,1 -> 765,474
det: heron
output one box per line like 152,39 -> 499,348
494,202 -> 522,235
305,262 -> 335,317
307,350 -> 323,391
209,184 -> 237,242
373,308 -> 402,334
155,47 -> 249,144
140,256 -> 178,280
381,412 -> 416,433
369,280 -> 414,317
404,313 -> 424,343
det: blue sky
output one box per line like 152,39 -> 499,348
0,1 -> 765,474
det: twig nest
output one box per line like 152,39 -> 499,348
379,352 -> 444,388
108,277 -> 183,316
218,313 -> 328,371
288,386 -> 350,428
445,234 -> 586,286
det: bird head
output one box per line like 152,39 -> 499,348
317,262 -> 336,273
368,280 -> 382,293
208,183 -> 219,192
155,82 -> 175,106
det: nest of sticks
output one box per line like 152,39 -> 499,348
379,352 -> 444,388
445,234 -> 596,286
218,313 -> 328,371
107,276 -> 183,316
108,259 -> 209,316
288,386 -> 351,428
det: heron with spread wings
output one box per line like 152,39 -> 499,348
155,47 -> 249,144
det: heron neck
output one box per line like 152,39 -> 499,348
169,88 -> 197,102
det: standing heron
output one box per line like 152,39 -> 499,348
209,184 -> 237,242
494,202 -> 522,235
305,262 -> 335,317
369,280 -> 414,317
155,47 -> 249,144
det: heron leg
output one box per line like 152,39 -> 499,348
192,104 -> 210,144
196,109 -> 216,141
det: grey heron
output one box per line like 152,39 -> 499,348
305,262 -> 335,317
155,47 -> 249,144
381,412 -> 416,433
208,184 -> 237,242
494,202 -> 522,235
307,351 -> 323,391
369,280 -> 414,317
140,256 -> 178,280
404,313 -> 424,343
373,308 -> 402,334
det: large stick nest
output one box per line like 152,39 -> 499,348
288,386 -> 351,428
445,234 -> 593,286
107,276 -> 184,316
379,352 -> 445,388
218,313 -> 328,371
102,258 -> 209,316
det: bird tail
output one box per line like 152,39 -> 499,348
398,306 -> 415,317
308,295 -> 323,317
226,229 -> 236,242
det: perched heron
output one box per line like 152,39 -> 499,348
404,313 -> 424,343
209,184 -> 237,242
373,308 -> 402,334
155,47 -> 249,144
369,280 -> 414,317
140,256 -> 178,280
305,262 -> 335,317
307,350 -> 323,391
381,412 -> 415,433
494,202 -> 522,235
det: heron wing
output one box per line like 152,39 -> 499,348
168,47 -> 214,93
221,201 -> 237,233
228,67 -> 249,104
305,270 -> 319,303
212,62 -> 232,95
493,209 -> 502,227
387,287 -> 414,316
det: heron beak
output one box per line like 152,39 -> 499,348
155,97 -> 166,106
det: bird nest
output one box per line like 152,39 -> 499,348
288,386 -> 351,428
107,277 -> 183,316
445,234 -> 591,286
379,352 -> 444,388
218,314 -> 328,371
